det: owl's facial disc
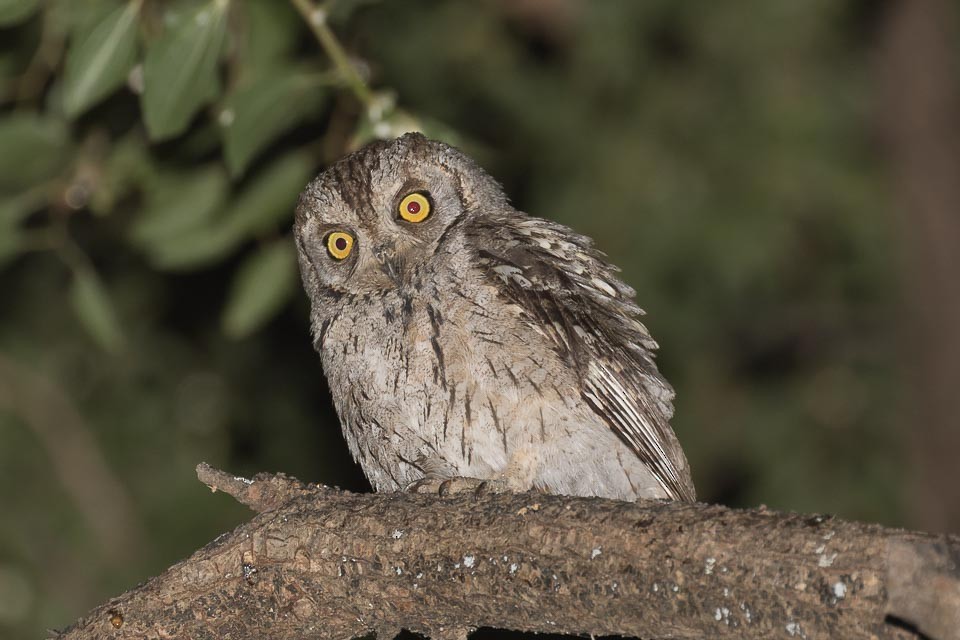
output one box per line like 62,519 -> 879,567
296,133 -> 508,298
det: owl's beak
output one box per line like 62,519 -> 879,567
374,244 -> 402,285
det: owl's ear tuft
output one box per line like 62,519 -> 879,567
398,131 -> 428,143
393,131 -> 431,155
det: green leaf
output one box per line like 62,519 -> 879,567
327,0 -> 382,25
220,69 -> 328,175
0,50 -> 17,77
221,239 -> 297,338
60,0 -> 124,38
70,268 -> 124,352
0,114 -> 70,193
0,198 -> 26,227
0,0 -> 39,26
130,164 -> 228,246
141,0 -> 229,141
89,133 -> 157,215
0,188 -> 47,227
144,151 -> 314,271
145,223 -> 241,271
63,0 -> 142,118
235,0 -> 300,75
0,223 -> 23,269
140,151 -> 313,271
326,0 -> 382,25
176,121 -> 222,158
225,151 -> 315,237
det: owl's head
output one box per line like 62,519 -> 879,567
295,133 -> 506,297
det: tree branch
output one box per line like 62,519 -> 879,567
52,464 -> 960,640
290,0 -> 375,108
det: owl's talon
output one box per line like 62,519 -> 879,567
407,475 -> 510,497
441,476 -> 511,497
405,477 -> 445,495
437,478 -> 456,497
475,478 -> 511,496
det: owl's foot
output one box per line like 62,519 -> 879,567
406,475 -> 511,497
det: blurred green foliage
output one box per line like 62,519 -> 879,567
0,0 -> 903,637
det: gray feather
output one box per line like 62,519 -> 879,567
466,215 -> 694,500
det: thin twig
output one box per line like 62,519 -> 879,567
289,0 -> 374,109
0,356 -> 148,566
15,4 -> 66,105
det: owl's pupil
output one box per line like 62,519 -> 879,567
335,237 -> 348,251
406,201 -> 421,215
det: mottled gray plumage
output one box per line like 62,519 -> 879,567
294,133 -> 695,501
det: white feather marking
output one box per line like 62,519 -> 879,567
591,277 -> 618,298
493,265 -> 523,281
493,265 -> 533,288
585,360 -> 680,497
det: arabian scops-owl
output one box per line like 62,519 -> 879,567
295,133 -> 695,501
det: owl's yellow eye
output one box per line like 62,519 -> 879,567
326,231 -> 354,260
398,192 -> 431,223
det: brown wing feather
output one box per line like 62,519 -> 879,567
467,214 -> 695,501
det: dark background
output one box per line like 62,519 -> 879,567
1,1 -> 958,638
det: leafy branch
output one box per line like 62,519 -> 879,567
289,0 -> 374,109
0,0 -> 404,347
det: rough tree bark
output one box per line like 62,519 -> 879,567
52,464 -> 959,640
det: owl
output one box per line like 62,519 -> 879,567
294,133 -> 695,502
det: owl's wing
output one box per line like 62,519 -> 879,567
467,215 -> 695,501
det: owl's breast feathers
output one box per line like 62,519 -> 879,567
465,215 -> 695,501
